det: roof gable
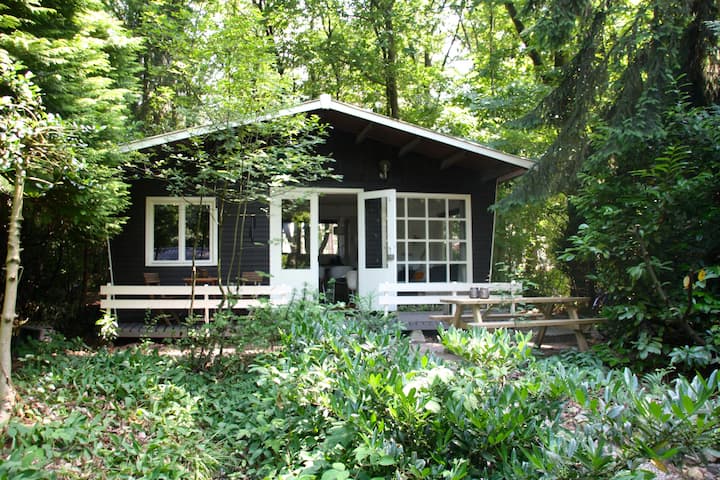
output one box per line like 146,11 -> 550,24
120,95 -> 534,174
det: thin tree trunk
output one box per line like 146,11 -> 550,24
503,2 -> 544,68
632,225 -> 706,346
383,11 -> 400,119
0,164 -> 25,424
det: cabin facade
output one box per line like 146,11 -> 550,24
108,95 -> 532,311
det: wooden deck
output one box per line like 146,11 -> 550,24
116,313 -> 447,339
118,322 -> 192,338
397,311 -> 449,330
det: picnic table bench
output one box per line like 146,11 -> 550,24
431,296 -> 605,351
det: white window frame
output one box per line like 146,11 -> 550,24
396,193 -> 473,283
145,196 -> 218,266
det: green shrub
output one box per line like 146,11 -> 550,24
4,302 -> 720,479
4,340 -> 223,479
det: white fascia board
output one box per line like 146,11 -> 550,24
118,98 -> 326,153
119,95 -> 534,170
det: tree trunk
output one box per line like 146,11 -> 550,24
0,163 -> 25,425
503,2 -> 543,68
382,12 -> 400,119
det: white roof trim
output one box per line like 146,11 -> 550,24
119,95 -> 534,170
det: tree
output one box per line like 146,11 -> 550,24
104,0 -> 202,133
0,0 -> 136,334
500,0 -> 720,206
0,50 -> 77,423
250,0 -> 454,122
561,97 -> 720,366
492,185 -> 569,296
141,113 -> 337,290
118,1 -> 338,291
493,0 -> 720,360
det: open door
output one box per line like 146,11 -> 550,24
358,189 -> 397,309
269,191 -> 319,296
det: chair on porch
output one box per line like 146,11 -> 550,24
240,271 -> 263,285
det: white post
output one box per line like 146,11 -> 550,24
203,288 -> 210,323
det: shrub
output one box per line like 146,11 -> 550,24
4,302 -> 720,479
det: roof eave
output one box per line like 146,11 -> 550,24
118,95 -> 534,171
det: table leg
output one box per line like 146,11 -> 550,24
472,305 -> 484,324
535,303 -> 555,348
534,326 -> 548,348
567,305 -> 589,351
452,304 -> 464,329
573,328 -> 589,352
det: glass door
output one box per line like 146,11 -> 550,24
358,189 -> 397,309
269,191 -> 319,295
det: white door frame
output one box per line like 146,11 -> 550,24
358,189 -> 397,309
269,188 -> 363,296
269,189 -> 318,296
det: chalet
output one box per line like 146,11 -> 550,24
107,95 -> 533,316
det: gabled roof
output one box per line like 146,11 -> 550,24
120,94 -> 534,178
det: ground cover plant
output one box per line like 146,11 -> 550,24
2,300 -> 719,479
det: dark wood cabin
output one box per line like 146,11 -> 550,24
109,95 -> 532,307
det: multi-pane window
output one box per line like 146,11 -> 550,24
396,195 -> 470,283
145,197 -> 217,266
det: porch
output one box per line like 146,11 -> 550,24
113,311 -> 444,338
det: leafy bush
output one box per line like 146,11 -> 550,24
224,308 -> 720,479
4,301 -> 720,479
4,340 -> 223,479
561,99 -> 720,370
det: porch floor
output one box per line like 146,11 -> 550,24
396,311 -> 449,330
118,323 -> 192,338
116,313 -> 445,339
116,311 -> 589,344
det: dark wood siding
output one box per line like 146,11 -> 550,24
111,179 -> 270,285
313,129 -> 497,282
111,125 -> 497,285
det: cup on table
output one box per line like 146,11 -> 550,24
469,287 -> 480,298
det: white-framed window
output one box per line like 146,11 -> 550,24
396,193 -> 472,283
145,197 -> 218,266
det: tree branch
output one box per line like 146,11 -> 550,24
632,225 -> 706,345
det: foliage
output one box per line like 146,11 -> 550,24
104,0 -> 201,133
492,184 -> 570,295
95,309 -> 118,342
502,0 -> 719,206
174,303 -> 292,371
4,338 -> 224,478
0,46 -> 83,420
561,99 -> 720,368
3,302 -> 720,478
0,0 -> 136,333
108,0 -> 295,134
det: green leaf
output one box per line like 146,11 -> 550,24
378,456 -> 395,466
424,399 -> 441,413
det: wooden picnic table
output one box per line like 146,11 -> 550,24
435,296 -> 603,351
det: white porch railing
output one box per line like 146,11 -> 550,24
100,284 -> 292,322
378,281 -> 523,314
